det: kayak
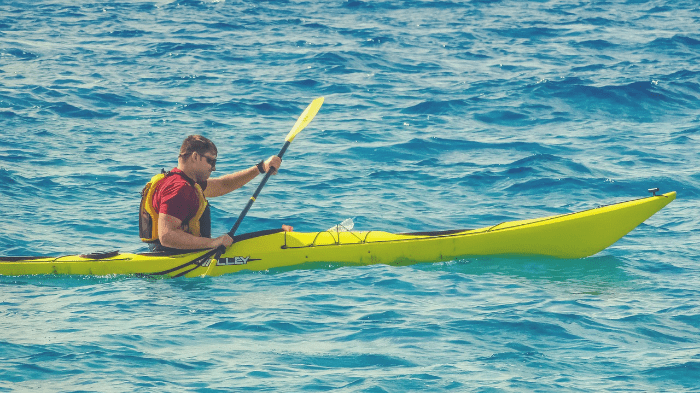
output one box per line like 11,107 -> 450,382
0,191 -> 676,278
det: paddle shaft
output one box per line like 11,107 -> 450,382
201,97 -> 323,277
227,141 -> 291,238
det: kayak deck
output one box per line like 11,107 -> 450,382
0,192 -> 676,277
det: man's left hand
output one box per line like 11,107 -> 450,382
264,156 -> 282,175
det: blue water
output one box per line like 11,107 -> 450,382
1,0 -> 699,390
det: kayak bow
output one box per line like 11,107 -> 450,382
0,191 -> 675,277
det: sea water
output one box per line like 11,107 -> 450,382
1,0 -> 699,391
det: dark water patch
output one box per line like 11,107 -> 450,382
447,318 -> 581,341
45,102 -> 117,119
643,361 -> 700,388
577,39 -> 617,50
340,325 -> 439,342
17,363 -> 60,376
358,310 -> 404,322
204,21 -> 244,31
302,22 -> 331,30
390,137 -> 553,156
207,320 -> 273,332
648,5 -> 673,13
0,151 -> 32,164
112,352 -> 203,371
475,110 -> 529,126
665,69 -> 700,81
287,78 -> 320,88
89,92 -> 145,107
571,63 -> 608,72
402,99 -> 470,115
577,17 -> 619,26
493,27 -> 565,40
146,42 -> 217,57
647,34 -> 700,50
328,130 -> 375,143
504,177 -> 625,195
454,50 -> 491,60
2,48 -> 40,60
292,353 -> 416,369
0,110 -> 18,119
302,52 -> 354,69
525,77 -> 689,120
51,78 -> 83,87
342,0 -> 376,10
635,261 -> 686,274
30,85 -> 68,99
506,154 -> 593,177
672,314 -> 700,328
106,29 -> 147,38
372,277 -> 417,291
267,320 -> 306,334
634,327 -> 691,343
181,102 -> 216,112
477,349 -> 546,362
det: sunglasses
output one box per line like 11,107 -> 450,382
201,154 -> 217,167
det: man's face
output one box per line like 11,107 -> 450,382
194,150 -> 217,181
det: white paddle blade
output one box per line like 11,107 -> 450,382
285,97 -> 324,142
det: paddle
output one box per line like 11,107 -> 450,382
202,97 -> 325,276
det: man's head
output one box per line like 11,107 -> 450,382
178,135 -> 218,182
179,135 -> 217,159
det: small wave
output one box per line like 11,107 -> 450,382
203,21 -> 244,31
494,26 -> 563,40
644,361 -> 700,388
302,22 -> 330,30
447,319 -> 582,340
475,109 -> 529,126
635,326 -> 691,343
647,34 -> 700,50
146,42 -> 217,57
1,48 -> 39,60
577,39 -> 618,50
477,349 -> 545,362
45,102 -> 117,119
0,110 -> 18,119
104,29 -> 147,38
297,353 -> 416,368
402,99 -> 470,115
525,77 -> 691,120
506,154 -> 593,177
286,78 -> 320,88
576,17 -> 619,26
342,0 -> 376,10
163,0 -> 212,9
505,177 -> 604,194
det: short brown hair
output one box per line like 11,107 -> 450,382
179,135 -> 217,159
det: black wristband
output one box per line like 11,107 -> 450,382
256,160 -> 266,174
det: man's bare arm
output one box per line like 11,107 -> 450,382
158,213 -> 232,249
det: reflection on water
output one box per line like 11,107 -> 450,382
420,255 -> 630,296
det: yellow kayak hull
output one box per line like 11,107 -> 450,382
0,192 -> 676,277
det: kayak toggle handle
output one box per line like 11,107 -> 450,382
648,187 -> 660,196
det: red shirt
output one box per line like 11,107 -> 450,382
152,168 -> 207,224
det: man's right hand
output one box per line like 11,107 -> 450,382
211,234 -> 233,249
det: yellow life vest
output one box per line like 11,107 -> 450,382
139,171 -> 210,243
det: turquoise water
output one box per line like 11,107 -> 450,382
1,0 -> 699,391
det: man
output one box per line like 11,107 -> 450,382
139,135 -> 291,252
